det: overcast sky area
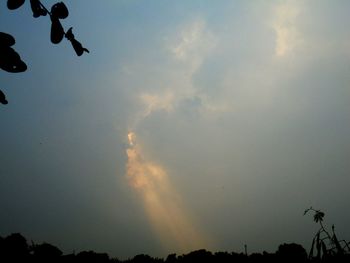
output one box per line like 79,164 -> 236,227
1,0 -> 350,259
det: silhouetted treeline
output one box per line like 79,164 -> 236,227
1,233 -> 349,263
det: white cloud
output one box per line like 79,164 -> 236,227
129,17 -> 219,127
170,18 -> 217,74
140,91 -> 175,118
171,19 -> 206,61
272,1 -> 303,57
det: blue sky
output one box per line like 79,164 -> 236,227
1,0 -> 350,259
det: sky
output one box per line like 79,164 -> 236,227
1,0 -> 350,259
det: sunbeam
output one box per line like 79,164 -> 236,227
126,132 -> 209,253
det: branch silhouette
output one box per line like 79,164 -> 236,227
304,207 -> 350,260
1,0 -> 89,105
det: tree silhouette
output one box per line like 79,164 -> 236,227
0,233 -> 30,262
276,243 -> 307,262
1,0 -> 89,105
31,242 -> 63,263
1,231 -> 350,263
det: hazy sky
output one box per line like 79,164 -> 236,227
1,0 -> 349,259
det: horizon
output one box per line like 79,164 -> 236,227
0,231 -> 311,260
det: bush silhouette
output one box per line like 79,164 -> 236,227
0,233 -> 30,262
76,250 -> 110,263
31,242 -> 63,263
276,243 -> 307,262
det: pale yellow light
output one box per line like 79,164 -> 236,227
125,132 -> 209,252
272,2 -> 302,57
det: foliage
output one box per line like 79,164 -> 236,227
304,207 -> 350,261
5,0 -> 89,56
1,0 -> 89,104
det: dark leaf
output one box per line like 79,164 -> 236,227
314,211 -> 325,223
332,233 -> 344,255
0,32 -> 16,47
65,28 -> 89,56
309,236 -> 316,258
51,2 -> 69,19
316,232 -> 321,260
0,90 -> 8,105
50,18 -> 65,44
30,0 -> 47,18
0,47 -> 27,73
321,241 -> 328,258
7,0 -> 25,10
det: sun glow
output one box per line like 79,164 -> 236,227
126,132 -> 209,252
272,2 -> 302,57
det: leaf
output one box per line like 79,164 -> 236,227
50,17 -> 65,44
309,236 -> 316,258
7,0 -> 25,10
314,211 -> 325,223
30,0 -> 47,18
65,27 -> 89,56
51,2 -> 69,19
0,90 -> 9,105
316,232 -> 321,260
321,241 -> 328,258
332,233 -> 344,255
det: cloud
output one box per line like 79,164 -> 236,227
117,3 -> 350,254
127,17 -> 219,130
170,18 -> 217,73
140,91 -> 175,118
271,1 -> 303,57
